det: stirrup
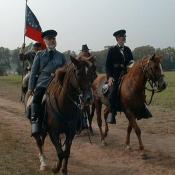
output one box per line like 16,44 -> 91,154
106,113 -> 116,124
31,121 -> 39,136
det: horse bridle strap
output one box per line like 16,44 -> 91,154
141,58 -> 162,92
66,93 -> 83,110
141,58 -> 160,105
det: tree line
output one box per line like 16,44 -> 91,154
0,45 -> 175,75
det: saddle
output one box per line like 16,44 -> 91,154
101,75 -> 125,112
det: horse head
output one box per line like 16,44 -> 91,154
142,54 -> 167,91
70,55 -> 96,106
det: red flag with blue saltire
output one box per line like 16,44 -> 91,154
25,5 -> 46,49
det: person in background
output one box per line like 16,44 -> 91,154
19,42 -> 42,95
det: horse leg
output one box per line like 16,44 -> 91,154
103,107 -> 109,138
88,103 -> 95,135
21,86 -> 26,103
95,100 -> 106,145
62,136 -> 74,175
33,134 -> 47,171
49,131 -> 64,173
125,121 -> 132,150
132,119 -> 144,150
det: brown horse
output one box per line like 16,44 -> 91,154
90,54 -> 166,149
30,55 -> 96,174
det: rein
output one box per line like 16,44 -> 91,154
66,92 -> 84,110
64,66 -> 85,110
141,58 -> 162,105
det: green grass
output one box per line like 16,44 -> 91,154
0,75 -> 21,84
0,72 -> 174,109
146,71 -> 175,109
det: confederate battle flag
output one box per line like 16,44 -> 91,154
25,5 -> 46,48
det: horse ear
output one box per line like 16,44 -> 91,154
150,53 -> 156,61
70,55 -> 80,66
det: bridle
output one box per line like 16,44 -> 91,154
66,65 -> 91,111
141,57 -> 164,105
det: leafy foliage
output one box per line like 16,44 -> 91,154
0,44 -> 175,75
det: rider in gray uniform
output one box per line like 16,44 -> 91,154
28,30 -> 67,136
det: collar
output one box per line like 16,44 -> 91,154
42,49 -> 56,56
47,48 -> 56,52
117,44 -> 124,49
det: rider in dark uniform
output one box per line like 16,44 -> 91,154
106,29 -> 152,124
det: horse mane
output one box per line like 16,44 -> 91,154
47,63 -> 75,94
127,56 -> 150,76
132,54 -> 161,71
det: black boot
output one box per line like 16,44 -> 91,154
106,111 -> 116,124
138,105 -> 152,120
82,115 -> 88,129
31,103 -> 40,136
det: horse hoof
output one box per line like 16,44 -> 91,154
62,169 -> 68,175
125,145 -> 131,150
101,140 -> 107,146
40,165 -> 47,171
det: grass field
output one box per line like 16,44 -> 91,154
146,71 -> 175,109
0,72 -> 175,175
0,75 -> 21,84
0,71 -> 174,109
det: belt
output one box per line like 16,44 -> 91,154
41,71 -> 54,76
113,64 -> 125,68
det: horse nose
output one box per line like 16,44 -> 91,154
159,81 -> 167,91
158,76 -> 167,91
162,82 -> 167,90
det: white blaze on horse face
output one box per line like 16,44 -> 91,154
156,63 -> 166,90
159,63 -> 164,75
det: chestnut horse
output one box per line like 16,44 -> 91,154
29,56 -> 95,174
90,54 -> 166,149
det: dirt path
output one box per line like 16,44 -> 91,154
0,83 -> 175,175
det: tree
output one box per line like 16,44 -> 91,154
0,47 -> 11,75
132,45 -> 155,61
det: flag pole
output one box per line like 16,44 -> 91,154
20,0 -> 28,102
24,0 -> 28,45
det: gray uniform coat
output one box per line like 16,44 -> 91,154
29,49 -> 66,91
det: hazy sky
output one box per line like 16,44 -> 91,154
0,0 -> 175,52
